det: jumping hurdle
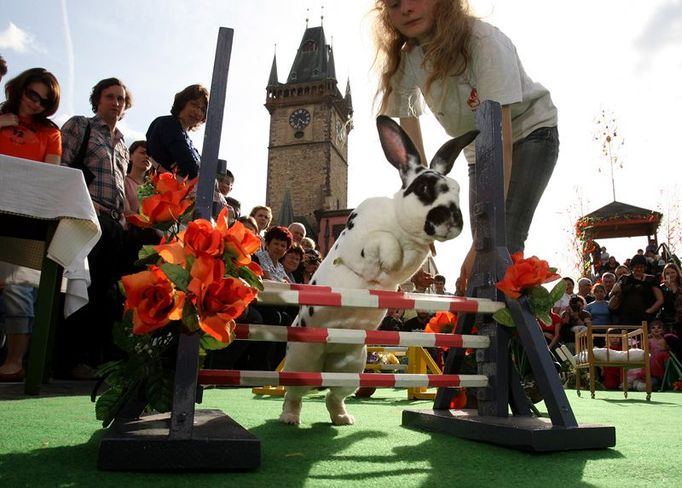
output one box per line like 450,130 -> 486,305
251,345 -> 444,398
97,35 -> 614,469
216,321 -> 489,397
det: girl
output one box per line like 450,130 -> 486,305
0,67 -> 61,163
0,68 -> 61,380
585,283 -> 612,326
373,0 -> 559,293
628,320 -> 669,391
123,140 -> 151,216
660,263 -> 682,337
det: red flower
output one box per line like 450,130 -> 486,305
425,311 -> 458,334
223,218 -> 262,267
121,266 -> 185,335
188,274 -> 257,342
495,252 -> 560,299
128,173 -> 196,228
183,218 -> 225,258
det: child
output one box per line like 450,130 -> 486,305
601,328 -> 623,390
373,0 -> 558,292
628,320 -> 669,391
560,296 -> 591,350
585,284 -> 612,325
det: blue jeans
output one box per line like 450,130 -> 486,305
0,284 -> 38,335
469,126 -> 559,254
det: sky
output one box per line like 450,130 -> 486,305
3,0 -> 682,288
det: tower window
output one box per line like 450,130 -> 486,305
302,40 -> 317,52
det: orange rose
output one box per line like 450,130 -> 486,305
183,218 -> 225,258
223,219 -> 262,267
425,311 -> 458,334
128,174 -> 196,228
154,172 -> 195,194
496,252 -> 560,299
189,276 -> 257,342
121,266 -> 185,335
155,239 -> 186,266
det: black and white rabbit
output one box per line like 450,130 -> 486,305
279,115 -> 478,425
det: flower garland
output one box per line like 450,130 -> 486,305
95,173 -> 262,426
492,252 -> 565,327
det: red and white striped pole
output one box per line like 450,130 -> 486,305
198,370 -> 488,389
258,281 -> 504,314
233,324 -> 490,349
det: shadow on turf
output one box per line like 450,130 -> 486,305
0,417 -> 625,487
243,410 -> 625,487
596,397 -> 678,405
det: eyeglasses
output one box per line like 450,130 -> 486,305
24,88 -> 50,108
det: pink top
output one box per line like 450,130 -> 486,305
124,175 -> 142,215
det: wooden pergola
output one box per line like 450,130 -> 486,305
577,201 -> 662,241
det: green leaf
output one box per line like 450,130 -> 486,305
549,280 -> 567,304
95,360 -> 125,381
135,245 -> 160,268
535,311 -> 551,326
239,267 -> 264,291
146,369 -> 174,413
160,263 -> 190,292
112,313 -> 139,354
95,386 -> 123,422
492,308 -> 516,327
182,300 -> 200,332
200,333 -> 231,351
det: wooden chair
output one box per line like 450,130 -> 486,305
574,322 -> 651,400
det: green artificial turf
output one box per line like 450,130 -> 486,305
0,385 -> 680,488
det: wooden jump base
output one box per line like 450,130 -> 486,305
98,77 -> 615,471
232,323 -> 490,349
198,370 -> 488,388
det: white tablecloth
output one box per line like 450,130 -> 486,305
0,154 -> 102,316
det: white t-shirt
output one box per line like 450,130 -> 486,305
385,20 -> 557,164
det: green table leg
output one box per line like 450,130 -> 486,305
24,223 -> 63,395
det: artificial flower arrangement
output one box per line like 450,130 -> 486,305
423,311 -> 471,408
95,172 -> 263,426
492,252 -> 565,328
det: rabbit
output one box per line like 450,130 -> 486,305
279,115 -> 478,426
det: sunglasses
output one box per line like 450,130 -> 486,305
24,88 -> 50,108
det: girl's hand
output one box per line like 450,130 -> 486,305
0,113 -> 19,128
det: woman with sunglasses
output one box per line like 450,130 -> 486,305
0,67 -> 61,164
0,68 -> 61,381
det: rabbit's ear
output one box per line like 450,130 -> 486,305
376,116 -> 422,184
430,130 -> 479,175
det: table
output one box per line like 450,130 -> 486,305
0,154 -> 101,394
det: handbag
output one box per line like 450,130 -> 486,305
68,120 -> 95,185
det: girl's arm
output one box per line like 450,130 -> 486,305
399,117 -> 427,167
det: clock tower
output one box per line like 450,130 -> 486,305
264,24 -> 353,237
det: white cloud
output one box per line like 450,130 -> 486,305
634,0 -> 682,70
0,22 -> 40,53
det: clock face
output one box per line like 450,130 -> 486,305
289,108 -> 311,130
